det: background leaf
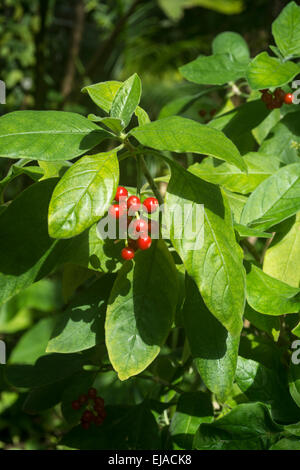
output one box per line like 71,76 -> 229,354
111,73 -> 142,128
272,1 -> 300,58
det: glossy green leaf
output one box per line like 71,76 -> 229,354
234,223 -> 272,238
260,111 -> 300,164
105,240 -> 178,380
180,54 -> 247,86
240,163 -> 300,231
183,277 -> 240,400
263,213 -> 300,287
289,361 -> 300,408
111,74 -> 142,128
272,2 -> 300,58
88,115 -> 123,134
48,151 -> 119,239
130,116 -> 246,171
270,439 -> 300,450
193,402 -> 282,450
189,152 -> 279,195
47,276 -> 114,353
246,52 -> 300,90
9,317 -> 56,365
170,392 -> 213,450
212,31 -> 250,63
165,162 -> 245,337
0,179 -> 59,306
58,222 -> 122,273
244,304 -> 280,340
82,80 -> 149,124
0,111 -> 110,161
246,264 -> 300,315
236,356 -> 300,422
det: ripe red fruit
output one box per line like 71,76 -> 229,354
261,91 -> 273,104
114,186 -> 128,202
132,218 -> 148,234
284,93 -> 293,104
81,421 -> 90,430
78,394 -> 88,405
137,235 -> 152,250
88,387 -> 97,398
94,397 -> 105,408
71,400 -> 81,410
96,408 -> 107,419
82,410 -> 94,422
95,416 -> 104,426
127,195 -> 141,214
108,204 -> 125,219
121,247 -> 135,260
143,197 -> 159,214
274,88 -> 285,102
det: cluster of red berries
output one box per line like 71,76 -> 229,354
260,88 -> 294,109
108,186 -> 159,261
71,387 -> 106,430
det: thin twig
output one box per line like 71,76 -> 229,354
139,155 -> 164,206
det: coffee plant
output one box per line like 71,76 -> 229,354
0,1 -> 300,451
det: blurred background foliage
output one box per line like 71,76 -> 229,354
0,0 -> 292,449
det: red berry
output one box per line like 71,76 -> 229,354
82,410 -> 94,422
132,218 -> 148,234
114,186 -> 128,202
88,387 -> 97,398
97,408 -> 107,419
143,197 -> 159,214
71,400 -> 81,410
121,247 -> 135,260
137,235 -> 152,250
81,421 -> 90,430
78,394 -> 88,405
261,91 -> 273,104
94,397 -> 105,408
108,204 -> 125,219
259,89 -> 268,93
95,416 -> 104,426
274,88 -> 285,102
284,93 -> 293,104
127,195 -> 141,214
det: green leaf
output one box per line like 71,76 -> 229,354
88,115 -> 123,134
47,276 -> 115,353
105,240 -> 178,380
236,356 -> 300,422
0,179 -> 59,306
212,31 -> 250,63
246,52 -> 300,90
234,223 -> 272,238
180,54 -> 247,86
260,111 -> 300,164
130,116 -> 246,171
289,361 -> 300,408
61,402 -> 161,450
272,1 -> 300,58
22,377 -> 70,413
208,100 -> 270,146
270,439 -> 300,450
246,264 -> 300,315
111,74 -> 142,129
165,162 -> 245,337
58,222 -> 122,273
48,151 -> 119,239
0,111 -> 111,161
183,277 -> 240,400
82,80 -> 149,124
189,152 -> 279,195
240,163 -> 300,231
263,213 -> 300,288
9,317 -> 56,365
170,392 -> 213,450
244,304 -> 280,340
193,402 -> 282,450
